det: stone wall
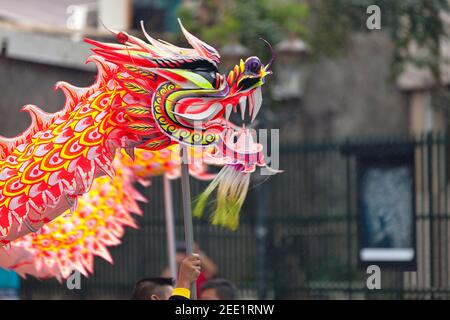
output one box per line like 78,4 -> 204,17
0,57 -> 93,137
279,32 -> 409,143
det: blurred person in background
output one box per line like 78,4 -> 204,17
199,279 -> 238,300
132,254 -> 201,300
0,269 -> 20,300
162,242 -> 218,297
131,277 -> 174,300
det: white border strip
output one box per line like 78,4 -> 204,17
360,248 -> 415,261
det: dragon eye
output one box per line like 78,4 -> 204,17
245,57 -> 262,74
194,68 -> 218,88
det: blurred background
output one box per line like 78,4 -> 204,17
1,0 -> 450,299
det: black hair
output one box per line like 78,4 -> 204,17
200,279 -> 238,300
131,277 -> 175,300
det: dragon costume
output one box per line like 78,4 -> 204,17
0,146 -> 215,280
0,20 -> 274,253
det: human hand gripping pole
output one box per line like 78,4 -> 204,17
172,254 -> 202,299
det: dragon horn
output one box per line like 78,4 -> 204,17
99,18 -> 119,35
177,18 -> 220,64
260,38 -> 276,70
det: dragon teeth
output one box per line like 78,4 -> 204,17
239,96 -> 247,120
225,104 -> 233,121
223,90 -> 261,123
248,92 -> 255,119
251,87 -> 263,123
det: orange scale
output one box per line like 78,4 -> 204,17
74,104 -> 98,119
0,167 -> 19,182
36,238 -> 52,249
79,126 -> 103,146
60,137 -> 89,160
3,176 -> 30,198
41,148 -> 67,172
85,218 -> 99,230
21,161 -> 49,185
16,144 -> 36,162
90,91 -> 113,111
5,155 -> 19,166
51,240 -> 63,249
36,130 -> 55,142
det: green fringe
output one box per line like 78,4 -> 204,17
193,165 -> 251,231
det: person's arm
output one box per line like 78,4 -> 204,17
198,250 -> 218,279
194,244 -> 218,279
169,254 -> 201,300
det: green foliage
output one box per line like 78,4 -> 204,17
177,0 -> 309,59
178,0 -> 450,80
312,0 -> 450,79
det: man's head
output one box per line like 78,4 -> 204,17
200,279 -> 238,300
131,277 -> 174,300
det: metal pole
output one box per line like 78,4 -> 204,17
163,174 -> 177,281
346,142 -> 353,300
255,181 -> 268,299
180,145 -> 197,299
427,132 -> 435,299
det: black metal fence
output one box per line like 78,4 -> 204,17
20,133 -> 450,299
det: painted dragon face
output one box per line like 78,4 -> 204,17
146,53 -> 271,148
86,20 -> 272,151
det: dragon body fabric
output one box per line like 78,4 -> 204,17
0,21 -> 273,255
0,146 -> 213,280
